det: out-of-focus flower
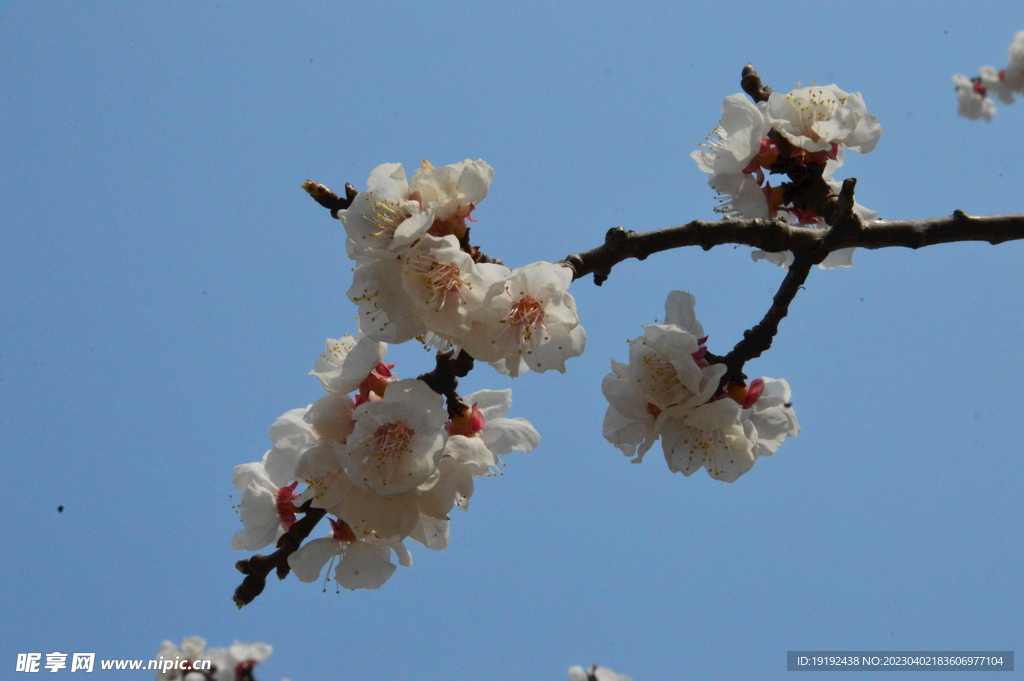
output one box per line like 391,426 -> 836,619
954,73 -> 997,121
978,66 -> 1015,104
155,637 -> 272,681
568,664 -> 633,681
958,31 -> 1024,119
1005,31 -> 1024,90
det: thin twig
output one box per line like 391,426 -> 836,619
302,180 -> 358,218
719,255 -> 815,384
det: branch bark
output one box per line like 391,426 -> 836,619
561,212 -> 1024,284
714,255 -> 814,385
233,504 -> 327,608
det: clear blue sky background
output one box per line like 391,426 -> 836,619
2,3 -> 1022,680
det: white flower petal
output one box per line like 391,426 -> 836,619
288,536 -> 344,583
334,540 -> 397,590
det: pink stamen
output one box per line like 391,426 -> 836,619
371,421 -> 414,487
509,295 -> 546,342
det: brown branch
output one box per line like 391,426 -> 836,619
561,212 -> 1024,284
741,64 -> 773,103
302,180 -> 358,218
233,503 -> 327,608
718,255 -> 815,384
417,350 -> 476,419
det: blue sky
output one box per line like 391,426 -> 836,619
2,3 -> 1022,680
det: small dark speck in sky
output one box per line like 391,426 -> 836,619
58,506 -> 64,513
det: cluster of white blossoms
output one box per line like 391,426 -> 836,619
692,84 -> 882,269
954,31 -> 1024,121
155,637 -> 275,681
232,334 -> 540,590
602,291 -> 799,483
343,159 -> 586,376
231,159 -> 587,592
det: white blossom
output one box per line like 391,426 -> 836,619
348,257 -> 427,343
428,389 -> 541,512
692,93 -> 772,220
766,84 -> 882,153
400,234 -> 502,340
602,293 -> 799,481
340,159 -> 494,260
460,262 -> 586,377
1005,31 -> 1024,91
341,163 -> 436,260
978,66 -> 1015,105
261,407 -> 314,486
406,158 -> 493,240
708,170 -> 771,220
341,378 -> 448,495
454,388 -> 541,463
661,377 -> 800,483
310,334 -> 387,396
601,291 -> 725,461
230,461 -> 300,552
287,517 -> 412,591
692,93 -> 770,176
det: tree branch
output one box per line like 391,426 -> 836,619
715,255 -> 814,384
233,504 -> 327,608
302,180 -> 358,218
417,349 -> 476,419
741,63 -> 773,103
561,212 -> 1024,284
